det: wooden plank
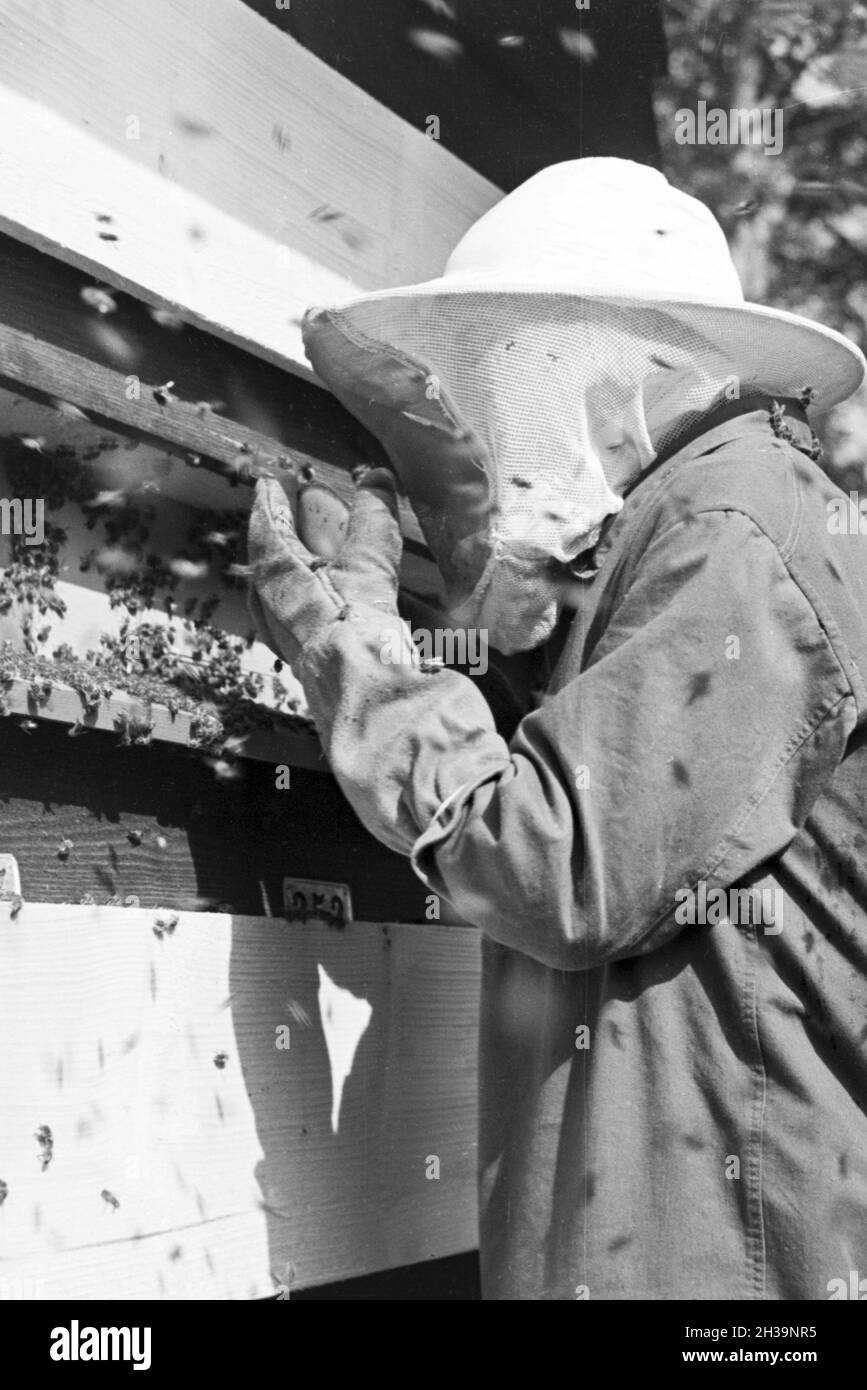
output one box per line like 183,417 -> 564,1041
0,318 -> 429,553
0,904 -> 481,1297
0,228 -> 387,480
0,717 -> 436,924
0,676 -> 323,771
0,0 -> 499,379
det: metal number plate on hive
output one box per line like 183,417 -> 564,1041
282,877 -> 353,928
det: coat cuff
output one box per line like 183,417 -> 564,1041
299,609 -> 513,857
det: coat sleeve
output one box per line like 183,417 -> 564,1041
302,508 -> 856,971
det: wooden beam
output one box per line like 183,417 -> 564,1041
0,229 -> 384,479
0,676 -> 324,771
0,233 -> 443,599
0,904 -> 480,1297
0,0 -> 499,380
0,318 -> 428,552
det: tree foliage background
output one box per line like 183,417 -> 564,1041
655,0 -> 867,485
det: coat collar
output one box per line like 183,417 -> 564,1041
648,393 -> 814,473
568,396 -> 818,582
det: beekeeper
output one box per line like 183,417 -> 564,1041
249,159 -> 867,1300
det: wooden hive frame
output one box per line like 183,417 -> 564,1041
0,0 -> 499,1298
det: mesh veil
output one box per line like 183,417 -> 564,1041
306,294 -> 760,652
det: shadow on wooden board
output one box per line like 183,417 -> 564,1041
0,725 -> 482,1297
228,914 -> 480,1292
0,905 -> 480,1298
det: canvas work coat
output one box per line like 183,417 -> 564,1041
273,402 -> 867,1300
446,403 -> 867,1300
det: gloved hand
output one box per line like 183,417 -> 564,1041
247,466 -> 418,680
247,464 -> 510,858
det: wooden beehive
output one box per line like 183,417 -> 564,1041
0,0 -> 497,1298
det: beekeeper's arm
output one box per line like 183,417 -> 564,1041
249,470 -> 853,972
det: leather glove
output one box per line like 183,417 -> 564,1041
247,466 -> 415,677
247,465 -> 511,857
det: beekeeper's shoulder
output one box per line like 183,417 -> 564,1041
648,417 -> 826,556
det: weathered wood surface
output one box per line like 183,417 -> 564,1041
0,904 -> 481,1298
0,719 -> 436,924
0,675 -> 324,773
0,230 -> 374,478
0,320 -> 430,556
0,0 -> 499,378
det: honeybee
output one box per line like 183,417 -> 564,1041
80,286 -> 118,315
153,381 -> 176,407
35,1125 -> 53,1171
